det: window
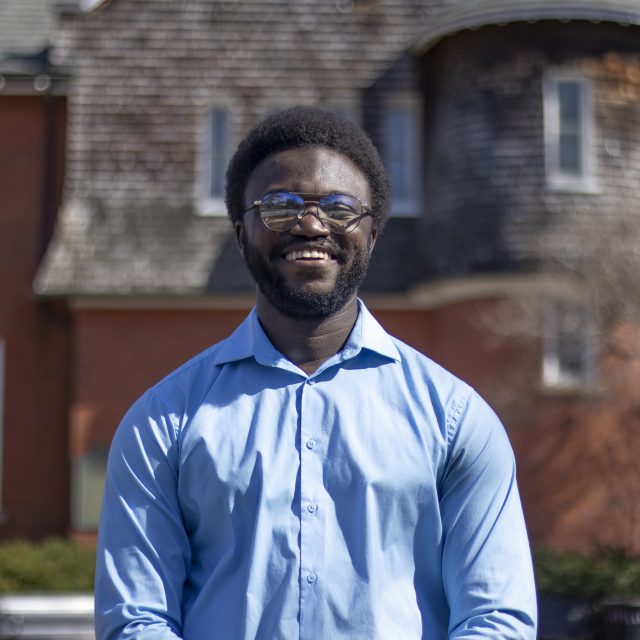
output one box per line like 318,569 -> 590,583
196,106 -> 232,215
543,300 -> 596,389
322,95 -> 361,124
329,105 -> 358,123
71,446 -> 109,530
382,95 -> 422,216
543,73 -> 597,192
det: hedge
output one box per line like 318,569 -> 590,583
0,538 -> 95,593
535,547 -> 640,599
0,539 -> 638,598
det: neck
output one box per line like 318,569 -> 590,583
256,293 -> 359,375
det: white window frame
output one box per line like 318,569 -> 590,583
382,93 -> 423,217
543,71 -> 598,193
543,300 -> 597,390
196,104 -> 234,216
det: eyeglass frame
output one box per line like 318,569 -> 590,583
242,191 -> 372,234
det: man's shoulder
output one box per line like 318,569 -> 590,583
155,339 -> 228,389
358,303 -> 472,403
388,333 -> 470,389
386,336 -> 505,446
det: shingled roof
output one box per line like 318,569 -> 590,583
0,0 -> 62,76
33,0 -> 640,299
415,0 -> 640,52
34,0 -> 439,298
0,0 -> 60,57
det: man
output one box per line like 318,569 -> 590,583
95,107 -> 537,639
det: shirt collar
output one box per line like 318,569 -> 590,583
211,299 -> 400,370
342,299 -> 400,363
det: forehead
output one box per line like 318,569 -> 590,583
244,147 -> 371,204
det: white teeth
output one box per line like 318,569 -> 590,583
284,250 -> 330,261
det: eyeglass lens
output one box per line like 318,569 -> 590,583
259,192 -> 364,233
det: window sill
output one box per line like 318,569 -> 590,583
545,176 -> 601,195
195,197 -> 228,217
538,380 -> 601,398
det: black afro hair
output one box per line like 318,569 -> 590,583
225,106 -> 391,229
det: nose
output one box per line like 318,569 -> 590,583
290,203 -> 330,237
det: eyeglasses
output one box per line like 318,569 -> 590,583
243,191 -> 371,234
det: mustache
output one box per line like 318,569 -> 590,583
268,237 -> 347,263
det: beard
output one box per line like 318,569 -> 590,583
242,237 -> 372,320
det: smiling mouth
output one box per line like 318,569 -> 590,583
283,249 -> 333,262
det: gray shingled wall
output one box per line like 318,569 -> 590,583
33,1 -> 640,296
419,21 -> 640,279
36,0 -> 441,296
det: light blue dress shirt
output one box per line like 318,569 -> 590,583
95,302 -> 537,640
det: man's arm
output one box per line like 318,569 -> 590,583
439,390 -> 537,639
95,391 -> 188,640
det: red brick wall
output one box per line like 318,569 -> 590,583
70,308 -> 249,454
70,301 -> 639,552
0,95 -> 69,539
379,302 -> 639,553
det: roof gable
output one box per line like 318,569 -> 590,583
415,0 -> 640,52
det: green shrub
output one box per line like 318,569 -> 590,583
535,547 -> 640,599
0,538 -> 95,593
1,539 -> 639,598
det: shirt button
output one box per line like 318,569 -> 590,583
307,503 -> 318,514
307,572 -> 317,584
306,439 -> 316,450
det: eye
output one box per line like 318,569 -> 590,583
322,195 -> 360,216
330,206 -> 356,220
264,192 -> 300,208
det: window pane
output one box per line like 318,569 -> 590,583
557,81 -> 583,174
544,301 -> 595,388
559,132 -> 581,173
71,447 -> 108,530
544,74 -> 594,188
385,109 -> 411,202
558,82 -> 580,131
557,311 -> 587,378
209,108 -> 229,199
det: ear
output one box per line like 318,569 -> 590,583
234,220 -> 246,257
368,226 -> 379,255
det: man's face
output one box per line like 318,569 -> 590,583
235,147 -> 378,320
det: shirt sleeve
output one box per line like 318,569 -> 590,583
439,389 -> 537,639
94,391 -> 188,640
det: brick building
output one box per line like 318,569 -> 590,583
2,0 -> 640,552
0,0 -> 69,538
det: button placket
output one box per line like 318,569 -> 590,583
299,378 -> 324,633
